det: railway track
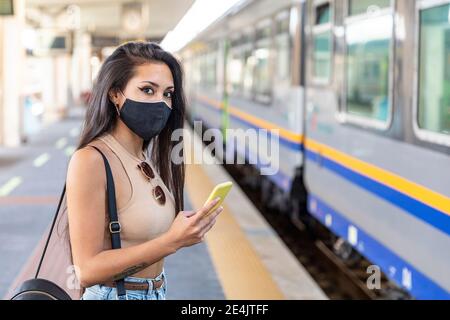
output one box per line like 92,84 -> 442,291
222,162 -> 412,300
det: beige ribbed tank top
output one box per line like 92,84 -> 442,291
89,133 -> 176,249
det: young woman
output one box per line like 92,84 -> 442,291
66,41 -> 223,300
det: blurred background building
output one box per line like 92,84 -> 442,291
0,0 -> 194,146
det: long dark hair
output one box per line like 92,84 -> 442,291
79,41 -> 185,213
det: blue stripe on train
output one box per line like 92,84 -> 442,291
305,149 -> 450,237
308,194 -> 450,300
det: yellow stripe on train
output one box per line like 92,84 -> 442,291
304,138 -> 450,217
196,95 -> 304,144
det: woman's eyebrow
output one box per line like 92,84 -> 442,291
140,81 -> 174,89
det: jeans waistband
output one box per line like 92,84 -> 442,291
124,267 -> 165,283
119,267 -> 166,296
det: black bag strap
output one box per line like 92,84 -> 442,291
35,184 -> 66,279
89,146 -> 127,299
35,145 -> 127,299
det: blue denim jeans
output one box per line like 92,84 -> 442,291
81,268 -> 167,300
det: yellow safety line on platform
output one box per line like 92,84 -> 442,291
185,149 -> 284,299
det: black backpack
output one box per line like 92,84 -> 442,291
10,146 -> 127,300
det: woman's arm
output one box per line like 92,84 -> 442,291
67,147 -> 222,288
75,234 -> 177,287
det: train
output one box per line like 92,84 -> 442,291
179,0 -> 450,299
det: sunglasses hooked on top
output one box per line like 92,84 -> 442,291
137,161 -> 166,206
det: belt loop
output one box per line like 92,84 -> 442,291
146,279 -> 154,295
117,292 -> 128,300
162,270 -> 166,289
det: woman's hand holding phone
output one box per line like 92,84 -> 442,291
164,197 -> 224,251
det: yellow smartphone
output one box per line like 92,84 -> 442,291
203,181 -> 233,217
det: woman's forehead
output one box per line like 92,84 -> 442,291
133,62 -> 174,86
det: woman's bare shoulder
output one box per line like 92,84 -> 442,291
67,142 -> 107,187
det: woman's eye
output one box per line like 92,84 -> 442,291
165,91 -> 174,99
141,87 -> 154,95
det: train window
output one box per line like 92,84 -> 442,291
349,0 -> 391,16
198,52 -> 206,86
313,30 -> 332,82
205,45 -> 217,89
316,2 -> 331,25
417,3 -> 450,137
312,2 -> 333,84
199,53 -> 206,86
227,37 -> 244,95
240,31 -> 255,100
253,22 -> 272,104
274,11 -> 291,85
193,55 -> 201,86
344,0 -> 393,127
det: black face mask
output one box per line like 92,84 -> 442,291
116,91 -> 172,140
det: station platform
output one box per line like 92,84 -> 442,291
1,109 -> 326,300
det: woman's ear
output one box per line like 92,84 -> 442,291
108,88 -> 121,116
108,88 -> 119,106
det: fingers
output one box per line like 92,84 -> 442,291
182,210 -> 196,218
201,216 -> 217,236
208,205 -> 223,221
194,197 -> 221,221
199,214 -> 219,240
198,205 -> 223,230
192,206 -> 223,245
